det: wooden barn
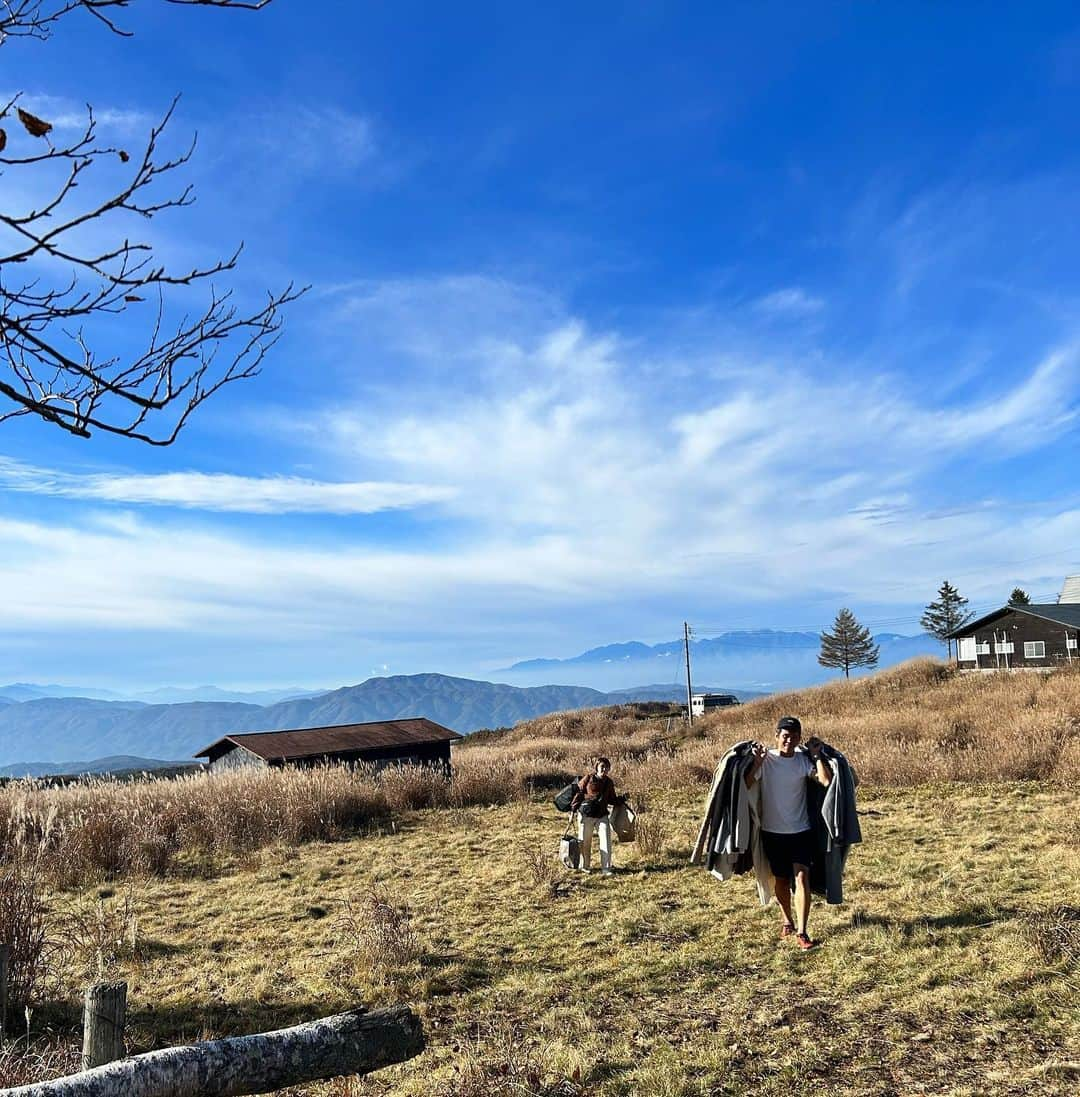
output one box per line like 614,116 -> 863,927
947,604 -> 1080,671
194,718 -> 463,773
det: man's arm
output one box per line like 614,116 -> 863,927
745,742 -> 767,788
806,738 -> 832,787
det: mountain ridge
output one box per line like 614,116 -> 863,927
0,675 -> 755,768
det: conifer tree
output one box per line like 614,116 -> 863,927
1009,587 -> 1031,605
818,608 -> 880,679
920,580 -> 974,659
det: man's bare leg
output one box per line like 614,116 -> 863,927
773,875 -> 795,929
793,864 -> 811,935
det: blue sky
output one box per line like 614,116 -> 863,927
2,2 -> 1080,689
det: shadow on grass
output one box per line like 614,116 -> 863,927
420,950 -> 504,997
850,903 -> 1020,935
134,938 -> 190,959
625,853 -> 695,874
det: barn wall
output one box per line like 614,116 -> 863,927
209,745 -> 268,773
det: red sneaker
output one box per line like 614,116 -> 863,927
795,932 -> 818,950
780,923 -> 796,939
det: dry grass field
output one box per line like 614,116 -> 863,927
1,659 -> 1078,1095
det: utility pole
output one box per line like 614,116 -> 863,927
684,621 -> 694,725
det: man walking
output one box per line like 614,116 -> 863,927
745,715 -> 832,949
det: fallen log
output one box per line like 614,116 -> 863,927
2,1005 -> 423,1097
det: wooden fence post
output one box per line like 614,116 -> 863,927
81,982 -> 127,1070
6,1005 -> 423,1097
0,942 -> 9,1044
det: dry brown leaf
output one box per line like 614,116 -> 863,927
0,129 -> 6,153
17,108 -> 52,138
118,150 -> 130,163
123,295 -> 145,303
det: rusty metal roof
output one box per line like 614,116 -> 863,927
194,717 -> 463,761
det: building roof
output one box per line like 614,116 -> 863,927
946,603 -> 1080,638
195,717 -> 463,761
1059,575 -> 1080,604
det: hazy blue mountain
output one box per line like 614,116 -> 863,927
0,682 -> 326,705
131,685 -> 327,705
0,756 -> 200,778
501,630 -> 941,691
0,683 -> 122,702
0,675 -> 746,767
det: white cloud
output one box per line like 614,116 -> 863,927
307,278 -> 1080,610
0,460 -> 456,515
271,104 -> 378,174
753,287 -> 825,317
3,276 -> 1079,656
0,91 -> 155,136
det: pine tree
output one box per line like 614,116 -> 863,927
920,580 -> 974,659
818,608 -> 880,679
1009,587 -> 1031,605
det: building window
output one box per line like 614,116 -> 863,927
995,641 -> 1014,654
1023,641 -> 1045,659
1068,636 -> 1078,650
975,642 -> 991,655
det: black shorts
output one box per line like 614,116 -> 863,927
761,829 -> 814,878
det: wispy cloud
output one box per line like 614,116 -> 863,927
262,104 -> 379,175
307,276 -> 1080,607
0,460 -> 455,515
0,91 -> 155,136
752,287 -> 825,317
3,275 -> 1079,668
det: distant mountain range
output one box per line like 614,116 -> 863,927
0,675 -> 755,771
0,627 -> 941,771
0,683 -> 324,705
500,629 -> 942,691
0,756 -> 202,779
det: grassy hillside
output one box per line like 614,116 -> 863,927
463,657 -> 1080,785
0,659 -> 1077,1095
6,786 -> 1077,1096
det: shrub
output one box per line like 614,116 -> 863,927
633,813 -> 668,857
518,843 -> 565,900
338,890 -> 422,980
0,861 -> 52,1006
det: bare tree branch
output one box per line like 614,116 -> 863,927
0,0 -> 304,444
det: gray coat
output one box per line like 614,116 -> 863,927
804,744 -> 861,904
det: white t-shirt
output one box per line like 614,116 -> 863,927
758,749 -> 815,833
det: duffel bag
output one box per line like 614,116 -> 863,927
610,800 -> 637,842
553,782 -> 577,813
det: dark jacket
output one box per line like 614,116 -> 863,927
803,744 -> 861,904
571,772 -> 617,813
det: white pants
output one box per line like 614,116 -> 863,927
578,814 -> 612,871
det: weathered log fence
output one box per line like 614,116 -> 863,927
81,983 -> 127,1071
0,973 -> 423,1097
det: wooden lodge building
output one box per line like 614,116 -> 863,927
947,604 -> 1080,671
195,718 -> 463,773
